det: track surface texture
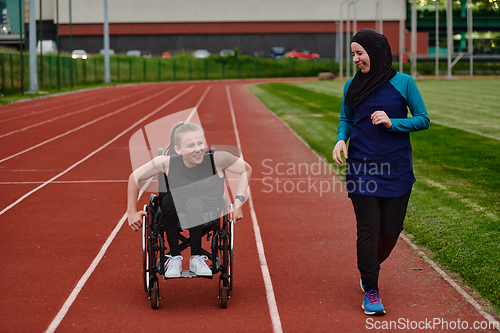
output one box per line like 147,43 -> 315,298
0,80 -> 497,333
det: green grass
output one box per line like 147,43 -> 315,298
285,78 -> 500,138
248,78 -> 500,312
415,79 -> 500,138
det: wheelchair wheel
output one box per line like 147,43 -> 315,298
218,215 -> 230,308
211,230 -> 219,274
147,227 -> 161,284
228,219 -> 234,292
150,278 -> 159,309
222,224 -> 229,279
142,205 -> 149,293
219,280 -> 228,309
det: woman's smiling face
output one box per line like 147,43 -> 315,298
351,42 -> 371,73
174,130 -> 207,167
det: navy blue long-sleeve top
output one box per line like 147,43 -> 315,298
336,72 -> 430,197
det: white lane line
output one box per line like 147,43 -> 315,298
0,86 -> 193,218
0,95 -> 71,116
44,179 -> 153,333
0,88 -> 112,124
400,233 -> 500,330
0,86 -> 174,165
0,88 -> 148,138
0,99 -> 82,124
195,86 -> 212,110
0,86 -> 122,116
226,85 -> 283,333
0,177 -> 337,185
44,85 -> 210,333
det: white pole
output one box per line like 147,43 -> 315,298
104,0 -> 111,83
399,0 -> 405,73
339,17 -> 343,80
28,0 -> 38,92
339,16 -> 343,79
411,0 -> 417,79
467,0 -> 473,79
446,0 -> 453,79
435,0 -> 439,79
335,21 -> 340,63
378,1 -> 383,34
351,0 -> 359,76
345,2 -> 350,79
339,0 -> 350,81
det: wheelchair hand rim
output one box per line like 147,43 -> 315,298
142,205 -> 150,292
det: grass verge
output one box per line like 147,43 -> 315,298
247,80 -> 500,313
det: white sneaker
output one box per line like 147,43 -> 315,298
189,255 -> 212,276
164,255 -> 182,278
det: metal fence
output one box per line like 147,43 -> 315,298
0,54 -> 341,94
1,53 -> 498,94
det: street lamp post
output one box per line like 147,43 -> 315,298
351,0 -> 359,76
435,0 -> 439,79
446,0 -> 453,79
28,0 -> 38,92
345,1 -> 350,79
411,0 -> 417,79
39,0 -> 43,89
339,0 -> 350,81
399,0 -> 405,73
376,1 -> 383,34
69,0 -> 73,88
104,0 -> 110,83
56,0 -> 60,90
18,0 -> 24,94
467,0 -> 473,79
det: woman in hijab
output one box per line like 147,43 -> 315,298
332,29 -> 430,316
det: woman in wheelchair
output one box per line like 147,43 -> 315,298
127,122 -> 252,278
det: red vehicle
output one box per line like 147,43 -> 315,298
285,49 -> 320,60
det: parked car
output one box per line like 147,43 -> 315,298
126,50 -> 141,57
285,49 -> 320,60
100,49 -> 115,56
162,51 -> 171,58
220,49 -> 235,57
193,49 -> 211,58
71,49 -> 88,59
36,40 -> 57,54
270,47 -> 285,58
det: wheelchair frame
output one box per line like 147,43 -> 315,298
142,193 -> 234,309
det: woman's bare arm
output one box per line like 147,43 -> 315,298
127,156 -> 169,230
215,151 -> 252,221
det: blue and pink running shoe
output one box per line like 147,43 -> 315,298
362,289 -> 386,315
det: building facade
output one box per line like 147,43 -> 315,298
30,0 -> 423,59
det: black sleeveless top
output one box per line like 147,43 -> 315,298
159,151 -> 225,212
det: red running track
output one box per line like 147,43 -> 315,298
0,80 -> 498,333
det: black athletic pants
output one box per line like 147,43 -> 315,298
349,189 -> 411,292
159,192 -> 203,257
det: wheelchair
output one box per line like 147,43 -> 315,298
141,150 -> 234,310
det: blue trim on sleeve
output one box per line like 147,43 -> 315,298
336,72 -> 430,143
336,78 -> 355,143
388,72 -> 430,132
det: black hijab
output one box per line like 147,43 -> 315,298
344,29 -> 397,108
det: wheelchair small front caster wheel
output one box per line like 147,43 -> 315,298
220,286 -> 228,308
150,280 -> 159,309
